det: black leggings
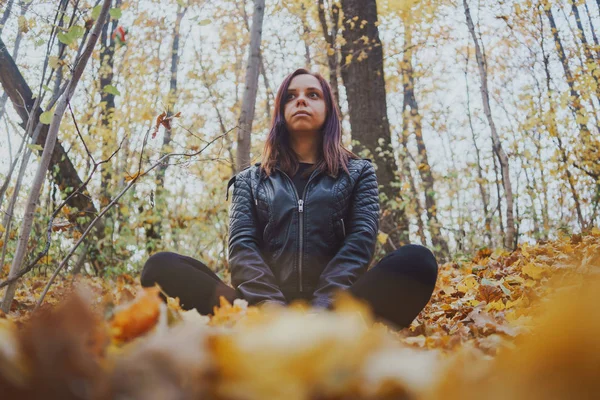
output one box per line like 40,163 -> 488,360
140,244 -> 438,329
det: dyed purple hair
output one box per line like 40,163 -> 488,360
260,68 -> 358,178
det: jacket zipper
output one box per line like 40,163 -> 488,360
275,167 -> 319,293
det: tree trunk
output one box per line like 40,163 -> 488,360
492,152 -> 505,238
0,124 -> 42,277
523,164 -> 541,238
583,3 -> 600,60
545,5 -> 600,182
570,1 -> 600,108
236,0 -> 265,171
399,136 -> 426,245
464,48 -> 492,246
340,0 -> 410,250
0,0 -> 24,122
300,2 -> 312,68
240,0 -> 273,128
464,0 -> 516,249
144,4 -> 187,248
1,0 -> 111,313
534,131 -> 550,239
0,0 -> 15,35
401,24 -> 449,258
0,5 -> 27,209
317,0 -> 343,125
538,19 -> 586,229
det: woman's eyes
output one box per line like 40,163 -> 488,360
286,92 -> 320,100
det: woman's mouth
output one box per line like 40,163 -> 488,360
294,111 -> 311,117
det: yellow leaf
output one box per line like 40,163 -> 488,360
377,231 -> 389,245
506,297 -> 523,309
345,54 -> 353,64
485,299 -> 505,312
457,275 -> 478,293
522,263 -> 544,280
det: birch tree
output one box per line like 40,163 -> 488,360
236,0 -> 266,171
1,0 -> 113,313
464,0 -> 516,249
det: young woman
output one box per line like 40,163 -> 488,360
141,68 -> 438,329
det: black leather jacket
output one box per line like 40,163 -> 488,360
226,158 -> 379,308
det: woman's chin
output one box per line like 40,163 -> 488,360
289,123 -> 318,133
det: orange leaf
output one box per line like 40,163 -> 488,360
152,112 -> 166,139
124,171 -> 140,182
110,286 -> 162,343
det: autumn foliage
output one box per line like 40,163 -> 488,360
1,232 -> 599,399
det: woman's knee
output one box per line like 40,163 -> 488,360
140,251 -> 179,287
378,244 -> 438,285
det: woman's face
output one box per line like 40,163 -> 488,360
283,74 -> 327,137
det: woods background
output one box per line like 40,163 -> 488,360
0,0 -> 599,303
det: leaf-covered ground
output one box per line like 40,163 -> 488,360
1,231 -> 600,399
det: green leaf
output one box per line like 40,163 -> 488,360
27,144 -> 44,152
499,283 -> 512,296
109,8 -> 122,19
39,111 -> 53,125
42,85 -> 52,92
91,5 -> 102,20
103,84 -> 121,96
69,25 -> 85,38
57,32 -> 73,45
48,56 -> 60,69
480,278 -> 495,286
176,0 -> 187,6
198,19 -> 211,26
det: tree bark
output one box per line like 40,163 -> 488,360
146,4 -> 187,246
236,0 -> 265,171
401,23 -> 449,257
0,0 -> 14,35
240,0 -> 273,127
464,47 -> 492,246
583,3 -> 600,60
1,0 -> 112,313
0,4 -> 27,210
538,15 -> 586,229
0,0 -> 26,124
570,1 -> 600,107
98,0 -> 122,207
317,0 -> 343,122
300,2 -> 312,68
399,136 -> 426,245
340,0 -> 410,249
464,0 -> 516,249
545,5 -> 600,182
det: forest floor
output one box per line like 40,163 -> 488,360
1,230 -> 599,399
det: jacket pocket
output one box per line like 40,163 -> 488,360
333,218 -> 346,241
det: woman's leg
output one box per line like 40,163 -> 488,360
348,244 -> 438,329
140,252 -> 241,315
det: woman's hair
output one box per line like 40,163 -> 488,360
260,68 -> 358,178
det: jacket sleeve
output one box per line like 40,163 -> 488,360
311,161 -> 380,308
228,170 -> 287,306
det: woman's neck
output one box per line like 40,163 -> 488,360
290,133 -> 319,163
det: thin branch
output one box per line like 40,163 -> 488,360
34,128 -> 233,307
